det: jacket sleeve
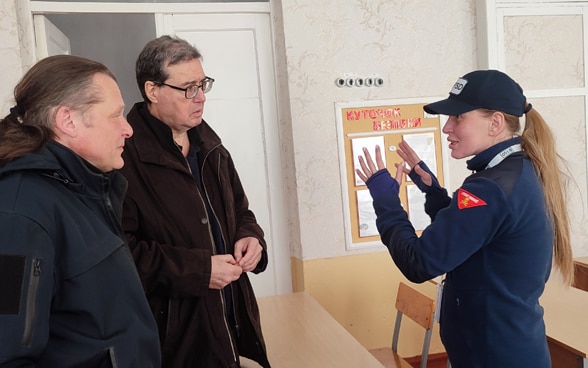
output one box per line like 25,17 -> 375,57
369,175 -> 510,283
0,214 -> 54,367
423,186 -> 452,221
407,161 -> 451,220
226,154 -> 268,274
122,196 -> 212,298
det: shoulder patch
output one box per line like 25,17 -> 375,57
457,188 -> 487,209
0,254 -> 26,314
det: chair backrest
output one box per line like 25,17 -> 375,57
392,282 -> 436,368
572,260 -> 588,292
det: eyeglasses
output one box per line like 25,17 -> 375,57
155,76 -> 215,99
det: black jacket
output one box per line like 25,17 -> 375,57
120,103 -> 270,368
0,140 -> 161,368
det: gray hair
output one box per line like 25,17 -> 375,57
0,54 -> 115,164
135,35 -> 202,103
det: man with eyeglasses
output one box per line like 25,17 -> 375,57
120,35 -> 271,368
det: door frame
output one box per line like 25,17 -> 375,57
30,1 -> 270,14
28,1 -> 291,296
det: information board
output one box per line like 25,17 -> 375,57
335,98 -> 449,250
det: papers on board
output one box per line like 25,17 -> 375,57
356,189 -> 378,237
403,132 -> 438,178
350,132 -> 437,236
406,184 -> 429,231
351,136 -> 386,186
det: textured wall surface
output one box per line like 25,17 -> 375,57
0,0 -> 25,112
6,0 -> 584,261
278,0 -> 477,259
504,13 -> 588,256
2,0 -> 587,354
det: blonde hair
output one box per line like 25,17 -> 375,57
503,106 -> 574,285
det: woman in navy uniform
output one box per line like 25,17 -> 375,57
357,70 -> 573,368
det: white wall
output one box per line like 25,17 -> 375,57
276,0 -> 477,259
0,0 -> 30,113
1,0 -> 586,264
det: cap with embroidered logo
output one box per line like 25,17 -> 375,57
424,70 -> 527,117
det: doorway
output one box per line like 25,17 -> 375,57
39,13 -> 156,115
32,3 -> 290,297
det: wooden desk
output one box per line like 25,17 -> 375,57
541,280 -> 588,368
255,292 -> 386,368
573,257 -> 588,291
576,257 -> 588,267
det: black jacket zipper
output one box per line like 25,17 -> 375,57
22,257 -> 41,347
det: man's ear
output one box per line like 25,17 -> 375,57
53,106 -> 78,139
144,81 -> 159,104
488,111 -> 506,137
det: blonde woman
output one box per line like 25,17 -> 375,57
357,70 -> 572,368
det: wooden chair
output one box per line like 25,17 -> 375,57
370,282 -> 436,368
572,259 -> 588,292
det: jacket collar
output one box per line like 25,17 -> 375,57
127,102 -> 222,165
466,136 -> 522,172
0,140 -> 125,199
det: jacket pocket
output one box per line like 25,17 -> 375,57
21,257 -> 41,347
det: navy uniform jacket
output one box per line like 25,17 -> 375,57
366,137 -> 552,368
0,141 -> 160,367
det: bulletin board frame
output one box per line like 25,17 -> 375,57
335,97 -> 450,250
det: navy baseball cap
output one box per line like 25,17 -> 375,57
424,70 -> 527,117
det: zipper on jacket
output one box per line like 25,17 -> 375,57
165,298 -> 172,342
100,176 -> 124,237
22,257 -> 41,347
200,149 -> 239,362
229,283 -> 241,338
208,153 -> 241,339
44,171 -> 70,184
181,145 -> 239,362
108,346 -> 119,368
218,288 -> 238,362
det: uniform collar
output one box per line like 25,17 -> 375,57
466,136 -> 522,172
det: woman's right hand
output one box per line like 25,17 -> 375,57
397,140 -> 433,187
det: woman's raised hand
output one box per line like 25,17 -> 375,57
397,140 -> 432,187
356,145 -> 404,185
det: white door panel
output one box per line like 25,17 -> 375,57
177,30 -> 260,99
204,100 -> 265,161
33,15 -> 71,59
158,12 -> 290,297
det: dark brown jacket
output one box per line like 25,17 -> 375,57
120,103 -> 270,368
